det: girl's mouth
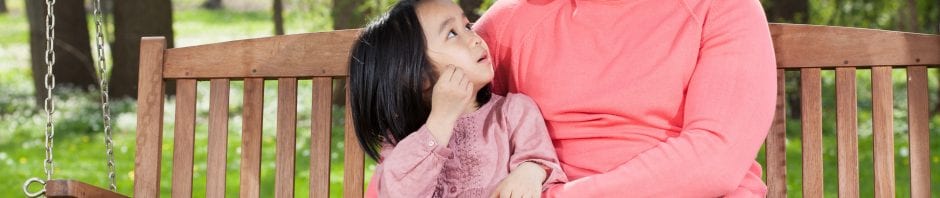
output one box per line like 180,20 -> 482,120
477,53 -> 489,63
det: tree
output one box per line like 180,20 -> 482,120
899,0 -> 920,32
765,0 -> 808,23
1,0 -> 7,13
274,0 -> 284,35
110,0 -> 174,99
202,0 -> 222,10
332,0 -> 369,30
460,0 -> 483,22
26,0 -> 97,105
761,0 -> 809,120
331,0 -> 370,105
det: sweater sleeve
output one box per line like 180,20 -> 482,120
545,0 -> 776,197
373,126 -> 453,198
503,94 -> 568,191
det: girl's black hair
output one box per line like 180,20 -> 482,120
348,0 -> 492,161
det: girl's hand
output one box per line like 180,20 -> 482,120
427,65 -> 474,145
490,162 -> 547,198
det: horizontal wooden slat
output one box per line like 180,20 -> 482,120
871,66 -> 895,198
835,67 -> 859,198
46,180 -> 129,198
310,77 -> 332,198
801,68 -> 823,198
766,69 -> 787,198
163,30 -> 360,79
906,66 -> 930,198
770,23 -> 940,68
172,79 -> 197,198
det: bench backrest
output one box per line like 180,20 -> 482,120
767,24 -> 938,198
133,24 -> 940,198
134,29 -> 362,198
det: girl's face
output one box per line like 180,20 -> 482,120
416,0 -> 493,90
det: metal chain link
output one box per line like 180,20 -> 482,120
42,0 -> 57,182
25,1 -> 57,196
92,0 -> 117,191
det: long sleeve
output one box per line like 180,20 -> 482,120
544,0 -> 776,197
372,126 -> 453,198
503,94 -> 568,191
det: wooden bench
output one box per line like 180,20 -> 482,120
133,24 -> 940,197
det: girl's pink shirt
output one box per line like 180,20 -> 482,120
471,0 -> 776,197
365,94 -> 567,197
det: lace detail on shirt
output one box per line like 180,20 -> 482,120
432,115 -> 488,197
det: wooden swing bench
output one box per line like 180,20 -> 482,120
123,23 -> 939,198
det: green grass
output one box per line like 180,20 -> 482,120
0,0 -> 29,70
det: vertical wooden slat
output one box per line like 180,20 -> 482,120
310,77 -> 332,198
344,87 -> 364,198
134,37 -> 166,198
171,79 -> 197,198
906,66 -> 930,198
871,66 -> 895,198
206,79 -> 230,198
275,78 -> 298,198
836,68 -> 859,198
801,68 -> 823,198
240,78 -> 264,198
766,69 -> 787,198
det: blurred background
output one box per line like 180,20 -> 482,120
0,0 -> 937,197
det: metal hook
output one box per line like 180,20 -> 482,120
23,178 -> 46,198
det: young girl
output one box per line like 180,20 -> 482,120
348,0 -> 566,197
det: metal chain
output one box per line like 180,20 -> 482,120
25,1 -> 57,196
92,0 -> 117,191
42,0 -> 57,182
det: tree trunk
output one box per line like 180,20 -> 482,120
766,0 -> 808,23
332,0 -> 368,30
26,0 -> 97,106
201,0 -> 222,10
762,0 -> 808,121
0,0 -> 8,13
331,0 -> 369,105
899,0 -> 920,32
460,0 -> 483,22
274,0 -> 284,35
111,0 -> 174,99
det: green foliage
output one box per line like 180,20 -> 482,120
763,0 -> 938,33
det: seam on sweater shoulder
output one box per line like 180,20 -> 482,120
678,0 -> 704,27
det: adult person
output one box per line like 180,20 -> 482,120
473,0 -> 777,197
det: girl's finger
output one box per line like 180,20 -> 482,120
463,81 -> 473,91
454,69 -> 465,83
447,65 -> 458,81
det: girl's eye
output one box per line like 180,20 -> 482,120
447,30 -> 457,39
464,23 -> 472,30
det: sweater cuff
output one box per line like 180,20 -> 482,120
415,125 -> 453,158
